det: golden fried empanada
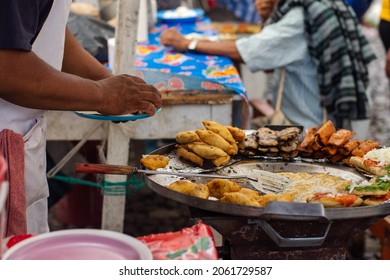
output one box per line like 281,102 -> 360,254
187,142 -> 227,159
202,120 -> 236,144
212,155 -> 231,167
176,146 -> 204,166
256,193 -> 296,207
176,130 -> 200,144
140,155 -> 169,170
206,178 -> 242,199
166,181 -> 209,199
220,192 -> 261,207
195,129 -> 236,155
226,126 -> 246,142
238,188 -> 261,200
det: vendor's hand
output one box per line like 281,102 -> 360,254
386,49 -> 390,78
160,28 -> 190,52
96,75 -> 162,116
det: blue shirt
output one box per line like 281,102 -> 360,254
217,0 -> 261,23
236,7 -> 323,129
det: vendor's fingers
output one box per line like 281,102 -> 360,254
137,101 -> 159,116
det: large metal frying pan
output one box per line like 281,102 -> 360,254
144,143 -> 390,222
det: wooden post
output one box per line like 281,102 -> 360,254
101,0 -> 140,232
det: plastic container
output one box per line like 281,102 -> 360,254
2,229 -> 152,260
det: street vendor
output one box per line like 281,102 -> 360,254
160,0 -> 375,130
0,0 -> 162,235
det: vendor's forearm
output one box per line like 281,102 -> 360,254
62,28 -> 111,80
0,49 -> 104,112
194,40 -> 244,63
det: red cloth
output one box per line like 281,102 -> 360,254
0,129 -> 26,237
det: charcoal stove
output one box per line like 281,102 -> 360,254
188,205 -> 385,260
144,143 -> 390,260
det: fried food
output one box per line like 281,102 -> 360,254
257,127 -> 279,147
140,155 -> 169,170
202,120 -> 236,144
187,142 -> 228,160
206,178 -> 242,199
195,129 -> 236,155
226,126 -> 246,142
212,155 -> 231,167
297,127 -> 316,153
327,129 -> 355,147
351,140 -> 380,157
256,192 -> 296,207
277,127 -> 301,141
166,180 -> 209,199
176,130 -> 200,144
315,120 -> 336,145
220,192 -> 261,207
307,192 -> 363,208
238,188 -> 261,200
176,146 -> 204,166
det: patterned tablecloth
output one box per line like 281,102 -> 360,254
134,16 -> 247,101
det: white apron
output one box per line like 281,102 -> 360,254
0,0 -> 72,234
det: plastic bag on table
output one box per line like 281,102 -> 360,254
137,221 -> 218,260
67,12 -> 115,63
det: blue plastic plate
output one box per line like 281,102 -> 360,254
74,108 -> 161,121
157,8 -> 204,24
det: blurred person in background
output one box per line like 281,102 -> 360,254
378,0 -> 390,77
0,0 -> 161,235
160,0 -> 375,130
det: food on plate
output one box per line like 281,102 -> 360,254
176,146 -> 204,166
327,129 -> 355,147
140,155 -> 169,170
297,127 -> 316,154
187,142 -> 228,160
349,146 -> 390,176
166,180 -> 209,199
315,120 -> 336,145
307,192 -> 363,207
238,188 -> 261,200
176,130 -> 200,144
202,120 -> 236,144
277,127 -> 301,141
351,140 -> 380,157
174,120 -> 243,167
238,126 -> 302,158
212,154 -> 231,167
346,175 -> 390,196
206,178 -> 242,199
220,192 -> 261,207
195,129 -> 236,155
226,126 -> 246,142
257,127 -> 278,147
256,192 -> 296,207
363,192 -> 390,206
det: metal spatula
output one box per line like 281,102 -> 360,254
75,163 -> 258,181
246,169 -> 292,194
75,163 -> 292,194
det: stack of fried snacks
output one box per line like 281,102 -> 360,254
238,126 -> 301,159
175,120 -> 245,167
297,120 -> 380,164
165,178 -> 294,207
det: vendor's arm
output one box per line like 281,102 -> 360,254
0,49 -> 161,116
160,28 -> 244,62
62,27 -> 111,80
